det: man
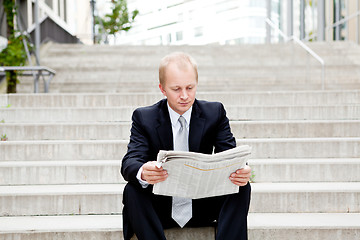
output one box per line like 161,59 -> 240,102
121,52 -> 251,240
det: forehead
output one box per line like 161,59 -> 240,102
164,64 -> 197,86
166,62 -> 196,77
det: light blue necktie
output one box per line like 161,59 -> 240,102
171,116 -> 192,228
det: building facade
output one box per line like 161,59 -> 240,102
1,0 -> 360,46
0,0 -> 93,49
110,0 -> 360,45
114,0 -> 280,45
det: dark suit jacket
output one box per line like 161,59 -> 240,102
121,98 -> 236,188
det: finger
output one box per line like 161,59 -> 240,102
143,171 -> 167,180
143,162 -> 163,172
230,171 -> 251,179
146,174 -> 168,184
230,179 -> 248,186
143,169 -> 168,183
235,166 -> 251,174
229,174 -> 250,186
230,176 -> 250,183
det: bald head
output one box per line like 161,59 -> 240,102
159,52 -> 198,86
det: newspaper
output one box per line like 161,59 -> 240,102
153,145 -> 251,199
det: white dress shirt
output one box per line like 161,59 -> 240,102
136,103 -> 192,188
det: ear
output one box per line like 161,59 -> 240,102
159,83 -> 166,96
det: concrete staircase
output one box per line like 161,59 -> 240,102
1,42 -> 360,239
17,41 -> 360,93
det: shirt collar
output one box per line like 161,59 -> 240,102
167,103 -> 192,128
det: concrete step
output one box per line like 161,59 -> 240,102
39,57 -> 357,71
248,213 -> 360,240
249,158 -> 360,182
0,95 -> 6,106
1,138 -> 359,161
0,160 -> 124,185
1,213 -> 360,240
0,184 -> 124,216
0,122 -> 132,141
40,49 -> 357,64
0,183 -> 359,216
4,90 -> 360,107
225,105 -> 360,121
0,140 -> 128,161
18,69 -> 360,83
237,137 -> 360,158
250,182 -> 360,213
41,42 -> 360,62
2,120 -> 360,141
233,120 -> 360,139
17,80 -> 360,93
1,105 -> 360,123
0,215 -> 123,239
0,214 -> 214,240
33,42 -> 360,93
41,43 -> 356,59
1,158 -> 359,186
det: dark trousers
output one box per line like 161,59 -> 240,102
122,182 -> 251,240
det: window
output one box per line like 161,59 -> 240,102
194,27 -> 203,37
167,33 -> 172,43
45,0 -> 53,8
249,0 -> 266,8
176,31 -> 183,41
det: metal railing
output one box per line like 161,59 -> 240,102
0,2 -> 57,93
326,10 -> 360,43
265,18 -> 326,90
303,10 -> 360,43
0,66 -> 56,93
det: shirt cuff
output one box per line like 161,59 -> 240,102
136,166 -> 149,188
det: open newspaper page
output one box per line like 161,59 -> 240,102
153,145 -> 251,199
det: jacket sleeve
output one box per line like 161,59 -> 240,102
121,108 -> 154,187
213,103 -> 236,153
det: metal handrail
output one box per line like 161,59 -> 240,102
303,10 -> 360,43
0,66 -> 56,93
0,2 -> 56,93
265,18 -> 326,90
326,10 -> 360,30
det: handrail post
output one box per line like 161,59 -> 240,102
35,0 -> 41,66
287,0 -> 293,38
266,0 -> 271,43
300,0 -> 305,40
34,71 -> 40,93
335,0 -> 341,40
317,0 -> 325,41
357,0 -> 360,44
321,64 -> 325,90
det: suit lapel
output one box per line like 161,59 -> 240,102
189,100 -> 205,152
156,100 -> 174,150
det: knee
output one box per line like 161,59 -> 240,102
232,182 -> 251,203
123,183 -> 139,204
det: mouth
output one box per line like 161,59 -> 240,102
179,102 -> 189,106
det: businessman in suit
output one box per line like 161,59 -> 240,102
121,52 -> 251,240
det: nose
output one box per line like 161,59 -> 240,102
180,89 -> 188,100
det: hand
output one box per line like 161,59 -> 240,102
229,165 -> 251,186
141,161 -> 168,184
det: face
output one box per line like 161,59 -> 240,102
159,63 -> 197,115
